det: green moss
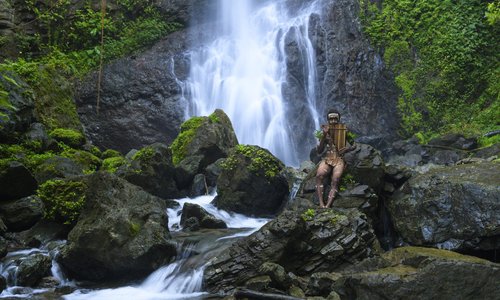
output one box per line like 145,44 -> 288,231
49,128 -> 85,148
129,221 -> 141,236
478,134 -> 500,148
37,179 -> 86,225
89,145 -> 102,158
339,173 -> 356,192
23,152 -> 56,171
208,113 -> 220,123
102,156 -> 127,173
233,145 -> 283,179
102,149 -> 122,159
385,246 -> 491,265
170,116 -> 205,165
60,148 -> 101,174
132,146 -> 155,163
301,208 -> 315,221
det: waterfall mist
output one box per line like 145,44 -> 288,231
182,0 -> 321,167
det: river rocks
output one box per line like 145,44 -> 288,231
333,246 -> 500,299
117,143 -> 179,199
387,162 -> 500,252
0,161 -> 37,201
172,109 -> 239,190
75,29 -> 190,154
212,145 -> 288,217
0,196 -> 43,232
203,208 -> 380,294
16,253 -> 52,287
58,172 -> 176,281
180,203 -> 227,230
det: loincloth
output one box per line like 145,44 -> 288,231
323,152 -> 344,167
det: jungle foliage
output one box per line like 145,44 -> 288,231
360,0 -> 499,143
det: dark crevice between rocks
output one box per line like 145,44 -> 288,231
460,247 -> 500,264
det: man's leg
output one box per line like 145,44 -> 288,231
315,161 -> 331,208
325,161 -> 345,208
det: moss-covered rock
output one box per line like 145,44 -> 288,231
37,178 -> 86,226
170,109 -> 239,189
101,156 -> 127,173
101,149 -> 122,159
48,128 -> 85,148
212,144 -> 288,217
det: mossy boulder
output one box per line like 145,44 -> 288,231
171,109 -> 239,189
333,246 -> 500,299
16,253 -> 52,287
116,143 -> 179,199
48,128 -> 86,148
387,161 -> 500,252
212,145 -> 289,217
37,178 -> 86,226
32,156 -> 83,184
58,172 -> 176,281
203,208 -> 380,295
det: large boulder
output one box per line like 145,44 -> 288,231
332,246 -> 500,300
212,145 -> 288,217
203,208 -> 380,295
172,109 -> 239,189
343,143 -> 385,192
387,162 -> 500,252
0,196 -> 44,232
58,172 -> 176,281
116,143 -> 179,199
0,161 -> 37,200
32,156 -> 83,184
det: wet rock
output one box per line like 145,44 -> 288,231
0,275 -> 5,293
0,236 -> 7,258
24,123 -> 51,151
307,272 -> 342,297
15,220 -> 69,248
473,143 -> 500,159
0,196 -> 44,232
58,172 -> 176,281
189,174 -> 208,197
16,253 -> 52,287
335,246 -> 500,299
212,145 -> 288,217
180,203 -> 227,230
387,162 -> 500,252
203,208 -> 380,294
117,143 -> 179,199
427,133 -> 477,150
0,161 -> 37,201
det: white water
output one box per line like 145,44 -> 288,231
64,194 -> 270,300
182,0 -> 321,167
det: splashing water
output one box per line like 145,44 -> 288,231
182,0 -> 321,166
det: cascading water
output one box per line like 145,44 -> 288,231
182,0 -> 321,167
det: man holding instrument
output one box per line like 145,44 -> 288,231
315,109 -> 356,208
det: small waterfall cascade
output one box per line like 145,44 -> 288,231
182,0 -> 321,167
64,194 -> 270,300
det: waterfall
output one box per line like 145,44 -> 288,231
182,0 -> 321,167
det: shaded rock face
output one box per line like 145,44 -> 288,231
75,29 -> 191,154
16,253 -> 52,287
117,143 -> 179,199
212,145 -> 289,217
0,162 -> 37,201
334,246 -> 500,300
283,0 -> 399,159
32,156 -> 83,184
387,162 -> 500,252
58,172 -> 176,281
343,143 -> 385,192
203,208 -> 379,294
0,72 -> 35,142
0,196 -> 43,232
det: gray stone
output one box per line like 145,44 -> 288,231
16,253 -> 52,287
0,161 -> 37,201
387,162 -> 500,252
33,156 -> 83,184
180,203 -> 227,230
